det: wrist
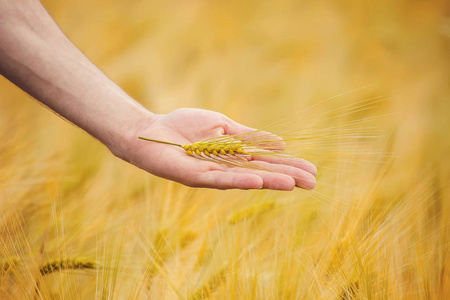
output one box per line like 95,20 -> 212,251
104,101 -> 160,162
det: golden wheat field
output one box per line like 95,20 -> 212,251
1,0 -> 450,299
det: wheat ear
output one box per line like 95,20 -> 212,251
189,268 -> 226,300
138,136 -> 249,156
39,258 -> 98,276
138,133 -> 287,172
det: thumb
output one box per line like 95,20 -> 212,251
223,118 -> 286,152
223,118 -> 256,135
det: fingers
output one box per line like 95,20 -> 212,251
181,154 -> 315,190
242,131 -> 286,151
230,168 -> 297,190
192,171 -> 264,190
247,160 -> 316,189
224,119 -> 285,150
249,155 -> 317,177
189,160 -> 314,190
192,169 -> 296,191
224,118 -> 257,135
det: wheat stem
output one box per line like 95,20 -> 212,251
138,136 -> 183,147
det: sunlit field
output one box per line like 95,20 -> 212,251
1,0 -> 449,299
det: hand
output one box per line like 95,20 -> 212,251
118,108 -> 317,190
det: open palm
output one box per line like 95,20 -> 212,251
124,108 -> 316,190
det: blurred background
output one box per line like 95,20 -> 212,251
0,0 -> 449,298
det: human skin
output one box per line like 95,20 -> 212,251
0,0 -> 316,190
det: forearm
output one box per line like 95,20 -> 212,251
0,0 -> 154,155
